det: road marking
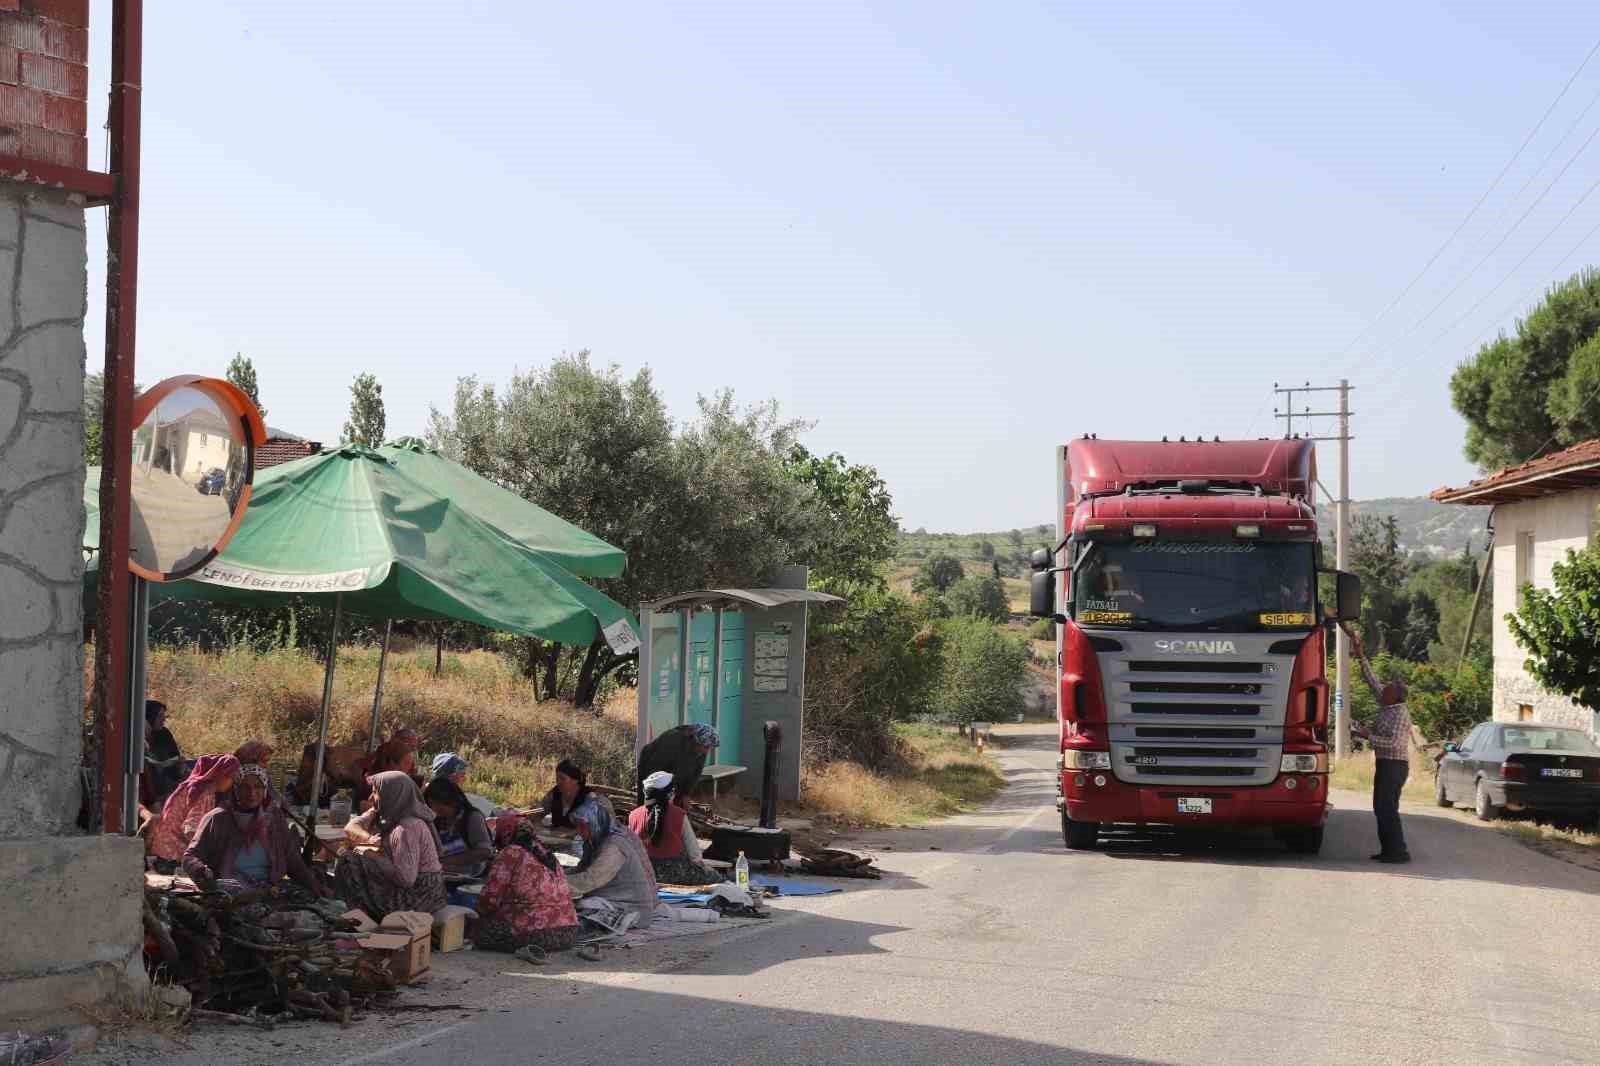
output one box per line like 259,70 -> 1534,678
335,1020 -> 474,1065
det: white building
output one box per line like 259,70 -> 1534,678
1434,440 -> 1600,737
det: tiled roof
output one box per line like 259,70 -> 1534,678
1431,438 -> 1600,505
254,436 -> 321,470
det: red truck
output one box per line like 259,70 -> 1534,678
1029,437 -> 1360,854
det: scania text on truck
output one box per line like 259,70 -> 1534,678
1029,437 -> 1361,854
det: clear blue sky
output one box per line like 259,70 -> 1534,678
82,2 -> 1600,531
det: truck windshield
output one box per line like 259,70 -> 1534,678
1073,541 -> 1316,631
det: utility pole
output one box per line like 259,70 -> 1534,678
1273,380 -> 1354,762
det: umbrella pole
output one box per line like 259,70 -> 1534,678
368,619 -> 392,753
307,593 -> 344,831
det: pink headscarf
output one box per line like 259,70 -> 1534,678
149,754 -> 240,862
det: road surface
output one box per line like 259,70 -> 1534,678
97,725 -> 1600,1065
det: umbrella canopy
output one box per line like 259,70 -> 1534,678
84,446 -> 638,652
380,437 -> 625,579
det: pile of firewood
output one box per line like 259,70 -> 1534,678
143,885 -> 398,1027
795,848 -> 880,879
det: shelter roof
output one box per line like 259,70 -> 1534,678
1431,438 -> 1600,505
648,588 -> 845,611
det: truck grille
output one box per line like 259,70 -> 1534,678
1096,635 -> 1299,787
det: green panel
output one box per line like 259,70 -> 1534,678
645,612 -> 682,743
718,612 -> 745,763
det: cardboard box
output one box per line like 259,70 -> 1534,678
431,905 -> 474,953
357,910 -> 432,982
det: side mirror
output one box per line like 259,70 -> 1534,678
1029,547 -> 1052,572
1442,742 -> 1459,754
1030,570 -> 1061,620
1334,571 -> 1362,623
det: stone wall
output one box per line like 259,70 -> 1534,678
0,182 -> 144,1026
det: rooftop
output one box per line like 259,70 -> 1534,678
1431,438 -> 1600,505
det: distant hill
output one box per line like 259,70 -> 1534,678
900,496 -> 1489,568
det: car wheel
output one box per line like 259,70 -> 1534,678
1062,811 -> 1099,850
1278,826 -> 1324,855
1474,779 -> 1500,822
1435,773 -> 1452,808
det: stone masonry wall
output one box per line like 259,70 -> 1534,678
0,184 -> 87,836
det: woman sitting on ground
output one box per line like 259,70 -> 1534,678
541,758 -> 612,829
563,796 -> 658,926
474,817 -> 580,956
147,754 -> 240,870
627,771 -> 720,886
335,771 -> 448,919
371,727 -> 421,777
140,700 -> 186,808
232,740 -> 287,811
422,775 -> 494,878
182,764 -> 330,897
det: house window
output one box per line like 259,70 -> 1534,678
1516,532 -> 1535,590
1518,703 -> 1534,722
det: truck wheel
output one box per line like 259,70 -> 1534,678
1278,826 -> 1324,855
1435,774 -> 1452,808
1474,780 -> 1500,822
1062,811 -> 1099,850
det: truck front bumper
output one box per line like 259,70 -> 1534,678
1060,770 -> 1328,829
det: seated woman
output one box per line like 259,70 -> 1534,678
182,764 -> 330,897
540,758 -> 612,829
232,740 -> 287,812
563,796 -> 658,927
147,754 -> 239,871
474,818 -> 579,955
422,776 -> 494,878
140,700 -> 186,808
334,771 -> 448,920
371,727 -> 421,777
627,771 -> 720,886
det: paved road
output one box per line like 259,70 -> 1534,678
104,725 -> 1600,1065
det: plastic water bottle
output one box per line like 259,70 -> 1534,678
735,850 -> 749,890
329,791 -> 352,828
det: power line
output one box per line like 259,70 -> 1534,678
1331,36 -> 1600,367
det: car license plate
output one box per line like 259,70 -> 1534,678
1541,767 -> 1583,778
1177,797 -> 1213,815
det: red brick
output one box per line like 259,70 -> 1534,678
18,51 -> 84,99
41,88 -> 78,133
20,1 -> 87,29
39,19 -> 82,62
0,82 -> 44,127
0,121 -> 83,166
0,45 -> 18,84
0,13 -> 44,53
0,1 -> 19,12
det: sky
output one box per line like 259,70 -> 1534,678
79,2 -> 1600,532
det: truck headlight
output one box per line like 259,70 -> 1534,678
1280,753 -> 1328,773
1064,750 -> 1112,770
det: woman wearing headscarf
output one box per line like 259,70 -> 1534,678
563,796 -> 657,926
541,759 -> 614,829
371,727 -> 421,777
635,724 -> 719,807
627,771 -> 720,886
147,754 -> 240,868
232,740 -> 287,812
182,764 -> 330,897
334,771 -> 447,919
140,700 -> 185,807
429,752 -> 468,787
422,775 -> 494,877
474,817 -> 579,955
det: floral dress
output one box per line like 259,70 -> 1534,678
473,821 -> 579,954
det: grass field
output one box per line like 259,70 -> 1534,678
1328,748 -> 1438,805
804,723 -> 1005,827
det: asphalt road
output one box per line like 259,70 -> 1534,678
99,725 -> 1600,1066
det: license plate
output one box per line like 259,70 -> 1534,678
1541,767 -> 1583,778
1177,797 -> 1213,814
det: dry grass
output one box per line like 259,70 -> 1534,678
802,724 -> 1005,828
1328,748 -> 1438,805
121,643 -> 636,807
1491,819 -> 1600,865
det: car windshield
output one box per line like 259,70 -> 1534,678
1501,727 -> 1600,753
1072,540 -> 1316,631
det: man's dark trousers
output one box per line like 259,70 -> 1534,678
1373,757 -> 1410,857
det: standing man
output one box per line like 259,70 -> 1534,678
1342,623 -> 1412,864
636,724 -> 718,808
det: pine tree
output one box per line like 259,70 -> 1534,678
225,353 -> 266,420
343,372 -> 386,447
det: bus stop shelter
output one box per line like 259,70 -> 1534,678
637,571 -> 841,803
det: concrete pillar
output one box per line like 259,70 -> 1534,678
0,0 -> 144,1027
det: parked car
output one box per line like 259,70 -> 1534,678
197,467 -> 226,495
1435,722 -> 1600,825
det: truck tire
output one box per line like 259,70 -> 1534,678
1474,780 -> 1500,822
1435,773 -> 1452,808
1278,826 -> 1324,855
1062,811 -> 1099,850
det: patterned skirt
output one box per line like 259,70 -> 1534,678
334,854 -> 447,920
472,916 -> 578,954
651,856 -> 723,887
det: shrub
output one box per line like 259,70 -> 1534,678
931,617 -> 1028,727
944,575 -> 1009,622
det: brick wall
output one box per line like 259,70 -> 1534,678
0,0 -> 87,168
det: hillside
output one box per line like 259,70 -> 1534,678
900,496 -> 1489,565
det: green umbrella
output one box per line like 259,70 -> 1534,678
380,437 -> 625,579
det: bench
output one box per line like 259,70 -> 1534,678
698,763 -> 747,802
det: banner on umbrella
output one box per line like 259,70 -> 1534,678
193,560 -> 380,595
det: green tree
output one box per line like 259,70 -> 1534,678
913,552 -> 965,595
932,618 -> 1028,727
225,353 -> 266,421
784,444 -> 897,595
977,540 -> 995,559
342,372 -> 386,447
1348,514 -> 1419,656
1507,543 -> 1600,714
1451,268 -> 1600,470
945,575 -> 1008,622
